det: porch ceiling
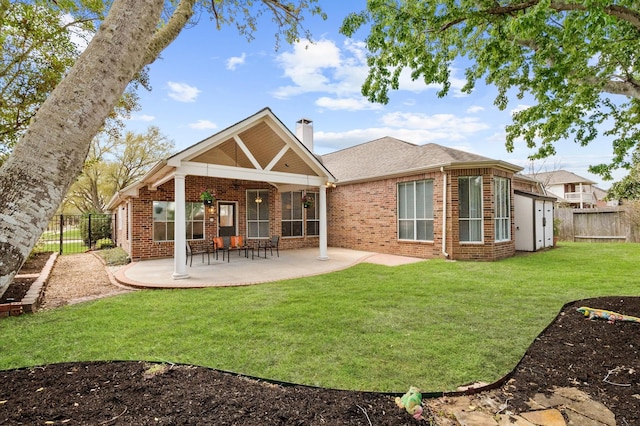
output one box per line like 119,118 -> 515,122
190,120 -> 318,177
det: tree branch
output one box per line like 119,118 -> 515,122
143,0 -> 198,66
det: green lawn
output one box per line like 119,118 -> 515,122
36,241 -> 88,254
1,242 -> 639,392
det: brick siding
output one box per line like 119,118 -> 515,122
327,168 -> 516,261
121,177 -> 320,260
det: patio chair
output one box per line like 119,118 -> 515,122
230,235 -> 251,258
212,237 -> 230,262
258,235 -> 280,258
186,241 -> 209,266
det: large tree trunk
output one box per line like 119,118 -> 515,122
0,0 -> 164,296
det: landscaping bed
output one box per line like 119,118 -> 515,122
0,252 -> 54,314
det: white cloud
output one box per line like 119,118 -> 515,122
188,120 -> 218,130
380,111 -> 490,133
315,97 -> 382,111
467,105 -> 485,113
314,111 -> 491,153
226,53 -> 246,70
167,81 -> 201,103
272,38 -> 468,105
510,104 -> 531,115
272,39 -> 367,100
130,114 -> 155,122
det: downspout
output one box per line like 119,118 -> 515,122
441,167 -> 449,258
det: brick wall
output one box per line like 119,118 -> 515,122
119,177 -> 320,260
327,168 -> 517,261
114,167 -> 518,262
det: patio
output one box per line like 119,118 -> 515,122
113,247 -> 425,289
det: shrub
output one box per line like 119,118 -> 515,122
80,213 -> 112,247
95,238 -> 115,250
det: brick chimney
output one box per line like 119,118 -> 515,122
295,118 -> 313,152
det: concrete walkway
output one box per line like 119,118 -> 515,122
114,247 -> 426,289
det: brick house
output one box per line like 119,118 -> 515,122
108,107 -> 537,279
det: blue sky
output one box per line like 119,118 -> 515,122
124,2 -> 624,189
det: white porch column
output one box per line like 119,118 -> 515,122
317,184 -> 329,260
173,172 -> 189,279
579,182 -> 584,209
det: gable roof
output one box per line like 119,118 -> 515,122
523,170 -> 596,186
320,137 -> 522,183
107,108 -> 334,208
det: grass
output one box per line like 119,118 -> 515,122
40,228 -> 82,240
36,241 -> 88,254
1,242 -> 639,392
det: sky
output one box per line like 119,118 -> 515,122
123,2 -> 626,189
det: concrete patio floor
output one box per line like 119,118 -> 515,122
114,247 -> 426,289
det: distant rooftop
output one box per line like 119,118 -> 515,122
523,170 -> 595,186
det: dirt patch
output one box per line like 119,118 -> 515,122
16,252 -> 52,275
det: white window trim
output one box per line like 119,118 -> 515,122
494,177 -> 511,243
459,176 -> 484,244
397,180 -> 435,242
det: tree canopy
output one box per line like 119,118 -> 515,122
340,0 -> 640,179
607,147 -> 640,201
65,127 -> 175,213
0,0 -> 144,164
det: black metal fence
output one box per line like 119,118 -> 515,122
36,214 -> 117,254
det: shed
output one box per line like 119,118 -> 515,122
514,190 -> 556,251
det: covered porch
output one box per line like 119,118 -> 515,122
110,108 -> 336,281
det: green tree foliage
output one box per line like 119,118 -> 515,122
0,0 -> 144,164
66,127 -> 175,213
607,147 -> 640,201
340,1 -> 640,179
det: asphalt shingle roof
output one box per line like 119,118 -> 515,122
320,137 -> 499,182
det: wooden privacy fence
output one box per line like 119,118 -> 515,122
555,207 -> 639,243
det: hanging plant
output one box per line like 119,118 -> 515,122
200,189 -> 216,205
302,194 -> 314,208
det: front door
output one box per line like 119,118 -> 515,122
218,202 -> 236,237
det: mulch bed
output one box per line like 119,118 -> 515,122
0,252 -> 51,304
1,254 -> 638,425
503,296 -> 640,425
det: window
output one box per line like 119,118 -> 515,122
305,192 -> 319,236
281,191 -> 303,237
459,176 -> 483,242
247,190 -> 269,238
398,180 -> 434,241
153,201 -> 204,241
494,177 -> 511,242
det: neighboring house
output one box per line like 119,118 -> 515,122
593,186 -> 617,207
108,108 -> 547,280
524,170 -> 598,208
